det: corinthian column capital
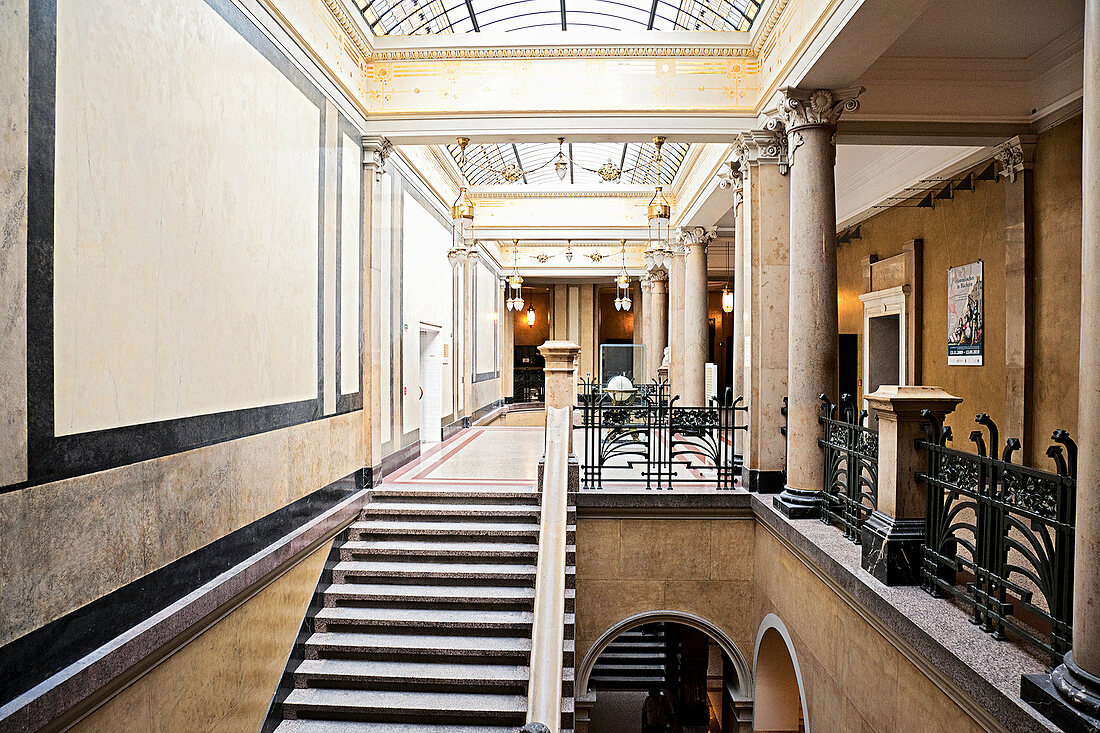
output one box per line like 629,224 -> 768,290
775,86 -> 865,132
678,226 -> 716,252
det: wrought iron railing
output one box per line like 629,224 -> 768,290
578,376 -> 746,490
818,394 -> 879,542
917,412 -> 1077,664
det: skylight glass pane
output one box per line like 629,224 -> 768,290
448,141 -> 690,186
359,0 -> 760,34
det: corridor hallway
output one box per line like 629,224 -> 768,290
267,425 -> 577,731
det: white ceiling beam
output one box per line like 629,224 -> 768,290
361,114 -> 757,145
472,226 -> 649,240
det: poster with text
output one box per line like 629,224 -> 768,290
947,261 -> 984,366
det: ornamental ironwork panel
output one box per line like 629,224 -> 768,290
917,412 -> 1076,665
578,376 -> 746,490
818,394 -> 878,543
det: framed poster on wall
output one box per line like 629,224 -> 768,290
947,260 -> 984,366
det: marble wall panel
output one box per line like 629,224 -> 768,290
67,539 -> 332,733
52,0 -> 321,435
340,131 -> 362,396
0,0 -> 28,486
0,411 -> 363,647
323,102 -> 339,416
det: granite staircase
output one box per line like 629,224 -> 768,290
269,487 -> 551,733
588,623 -> 669,691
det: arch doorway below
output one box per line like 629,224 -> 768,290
753,626 -> 805,733
585,621 -> 750,733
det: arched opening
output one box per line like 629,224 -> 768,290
577,611 -> 752,733
752,615 -> 807,733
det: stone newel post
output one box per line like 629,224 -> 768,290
861,386 -> 962,585
539,341 -> 581,452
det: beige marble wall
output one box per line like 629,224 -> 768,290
752,528 -> 985,733
53,0 -> 321,434
68,539 -> 333,733
0,0 -> 28,486
0,410 -> 363,646
575,518 -> 757,674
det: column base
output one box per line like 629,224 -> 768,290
1022,652 -> 1100,732
773,486 -> 820,519
860,511 -> 923,585
746,469 -> 785,494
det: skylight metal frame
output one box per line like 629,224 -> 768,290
355,0 -> 760,35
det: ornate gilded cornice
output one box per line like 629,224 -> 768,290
370,46 -> 755,61
323,0 -> 372,61
751,0 -> 794,54
471,190 -> 678,202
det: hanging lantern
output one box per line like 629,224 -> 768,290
526,305 -> 536,326
722,287 -> 734,313
565,240 -> 573,262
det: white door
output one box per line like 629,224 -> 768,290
419,327 -> 443,443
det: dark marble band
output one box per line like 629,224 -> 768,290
746,468 -> 785,494
0,467 -> 370,728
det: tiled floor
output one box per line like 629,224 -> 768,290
383,422 -> 745,494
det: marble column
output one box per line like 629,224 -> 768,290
668,244 -> 686,396
500,277 -> 514,402
1024,3 -> 1100,728
995,135 -> 1037,455
681,227 -> 714,405
361,136 -> 391,474
738,131 -> 791,493
728,166 -> 746,460
773,87 -> 863,518
648,270 -> 669,381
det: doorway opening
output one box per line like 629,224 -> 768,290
418,326 -> 442,444
753,617 -> 807,733
585,621 -> 750,733
866,313 -> 901,395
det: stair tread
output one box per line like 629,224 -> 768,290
314,606 -> 533,625
305,631 -> 532,652
283,687 -> 527,712
334,560 -> 536,575
344,539 -> 537,555
275,722 -> 519,733
294,658 -> 530,682
325,583 -> 534,599
352,520 -> 539,533
365,503 -> 540,513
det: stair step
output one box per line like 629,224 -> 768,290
362,502 -> 541,518
274,721 -> 519,733
292,659 -> 529,691
313,606 -> 533,633
281,688 -> 527,723
349,520 -> 539,539
331,560 -> 536,585
341,539 -> 538,561
303,632 -> 531,662
323,583 -> 534,610
368,490 -> 538,503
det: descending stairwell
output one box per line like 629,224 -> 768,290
269,488 -> 547,733
588,624 -> 669,692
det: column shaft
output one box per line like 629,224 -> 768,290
731,191 -> 746,459
650,275 -> 668,382
682,240 -> 709,405
668,250 -> 685,395
778,123 -> 839,514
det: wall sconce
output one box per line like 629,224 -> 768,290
526,305 -> 536,326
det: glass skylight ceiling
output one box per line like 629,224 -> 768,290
449,141 -> 690,186
356,0 -> 761,35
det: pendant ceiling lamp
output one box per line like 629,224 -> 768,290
722,239 -> 734,314
645,136 -> 672,270
449,137 -> 475,267
505,239 -> 524,311
613,239 -> 632,312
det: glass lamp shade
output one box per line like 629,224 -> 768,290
555,160 -> 569,180
451,187 -> 475,221
565,250 -> 573,262
514,296 -> 524,309
614,298 -> 622,311
722,287 -> 734,313
505,298 -> 514,311
622,296 -> 632,311
526,306 -> 536,326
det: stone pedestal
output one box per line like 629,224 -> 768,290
860,385 -> 961,585
1024,3 -> 1100,727
539,341 -> 581,452
773,86 -> 862,518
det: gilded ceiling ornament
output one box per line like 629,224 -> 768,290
501,164 -> 524,183
598,159 -> 623,182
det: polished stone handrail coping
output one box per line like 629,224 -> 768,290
526,407 -> 570,732
575,489 -> 1058,733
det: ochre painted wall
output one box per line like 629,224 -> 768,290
576,516 -> 989,733
837,118 -> 1082,462
1031,118 -> 1083,463
69,540 -> 332,733
598,289 -> 635,343
515,289 -> 552,347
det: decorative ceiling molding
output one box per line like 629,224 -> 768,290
322,0 -> 373,62
470,189 -> 678,202
751,0 -> 793,54
369,46 -> 756,61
